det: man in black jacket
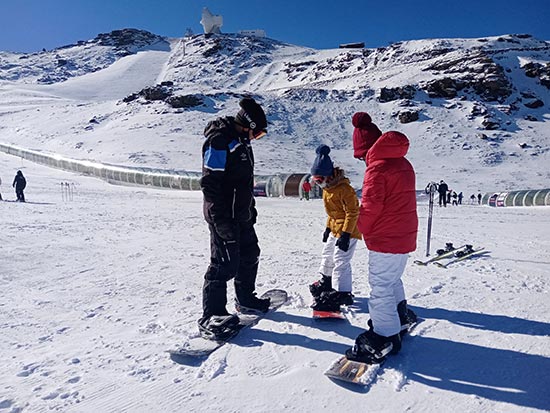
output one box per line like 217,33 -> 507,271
437,180 -> 448,207
13,170 -> 26,202
198,97 -> 270,339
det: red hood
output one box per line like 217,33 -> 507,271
352,112 -> 382,160
367,131 -> 409,163
352,112 -> 373,128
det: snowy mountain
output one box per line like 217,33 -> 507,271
1,30 -> 549,413
0,30 -> 549,192
0,29 -> 169,84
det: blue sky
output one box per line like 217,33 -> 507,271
1,0 -> 549,52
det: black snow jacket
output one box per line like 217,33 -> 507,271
200,116 -> 257,241
13,172 -> 26,190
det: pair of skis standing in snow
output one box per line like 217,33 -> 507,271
196,100 -> 417,365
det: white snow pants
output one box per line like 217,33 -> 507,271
367,251 -> 408,337
318,233 -> 358,292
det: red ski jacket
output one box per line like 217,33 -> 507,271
358,131 -> 418,253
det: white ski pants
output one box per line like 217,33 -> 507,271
368,251 -> 408,337
318,233 -> 358,292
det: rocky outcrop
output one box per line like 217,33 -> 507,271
165,95 -> 204,108
423,77 -> 463,99
524,99 -> 544,109
94,29 -> 167,52
522,61 -> 550,89
398,110 -> 420,123
421,50 -> 512,102
123,84 -> 204,109
378,85 -> 416,102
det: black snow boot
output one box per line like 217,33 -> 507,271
311,290 -> 341,312
397,300 -> 417,337
335,291 -> 354,306
309,274 -> 332,298
346,329 -> 401,363
198,314 -> 240,340
235,293 -> 271,314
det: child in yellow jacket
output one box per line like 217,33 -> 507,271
309,144 -> 361,312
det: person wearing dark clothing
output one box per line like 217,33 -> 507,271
477,193 -> 482,204
198,97 -> 270,339
12,171 -> 26,202
437,180 -> 448,207
458,192 -> 463,205
451,191 -> 458,206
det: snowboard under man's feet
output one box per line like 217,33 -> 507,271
169,289 -> 288,360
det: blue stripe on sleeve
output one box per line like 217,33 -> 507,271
228,139 -> 240,152
204,146 -> 227,171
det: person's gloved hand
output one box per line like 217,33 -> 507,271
322,228 -> 331,243
215,221 -> 237,242
336,232 -> 351,252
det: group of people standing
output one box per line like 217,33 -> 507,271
197,99 -> 418,363
0,170 -> 26,202
307,111 -> 418,361
437,180 -> 481,207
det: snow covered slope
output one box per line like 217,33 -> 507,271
1,151 -> 548,412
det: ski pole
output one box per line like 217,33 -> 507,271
425,182 -> 438,256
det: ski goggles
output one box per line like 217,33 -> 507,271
252,129 -> 267,140
312,175 -> 328,188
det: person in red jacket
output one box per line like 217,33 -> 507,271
301,179 -> 312,201
346,130 -> 418,363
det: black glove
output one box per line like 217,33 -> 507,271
336,232 -> 351,252
214,221 -> 237,242
322,228 -> 331,243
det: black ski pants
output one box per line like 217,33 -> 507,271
202,222 -> 260,318
15,188 -> 25,202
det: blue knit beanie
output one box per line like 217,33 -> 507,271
310,144 -> 334,176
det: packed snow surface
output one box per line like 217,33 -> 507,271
1,153 -> 549,412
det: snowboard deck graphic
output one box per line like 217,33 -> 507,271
167,289 -> 288,359
312,309 -> 346,319
325,355 -> 384,386
325,319 -> 419,387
